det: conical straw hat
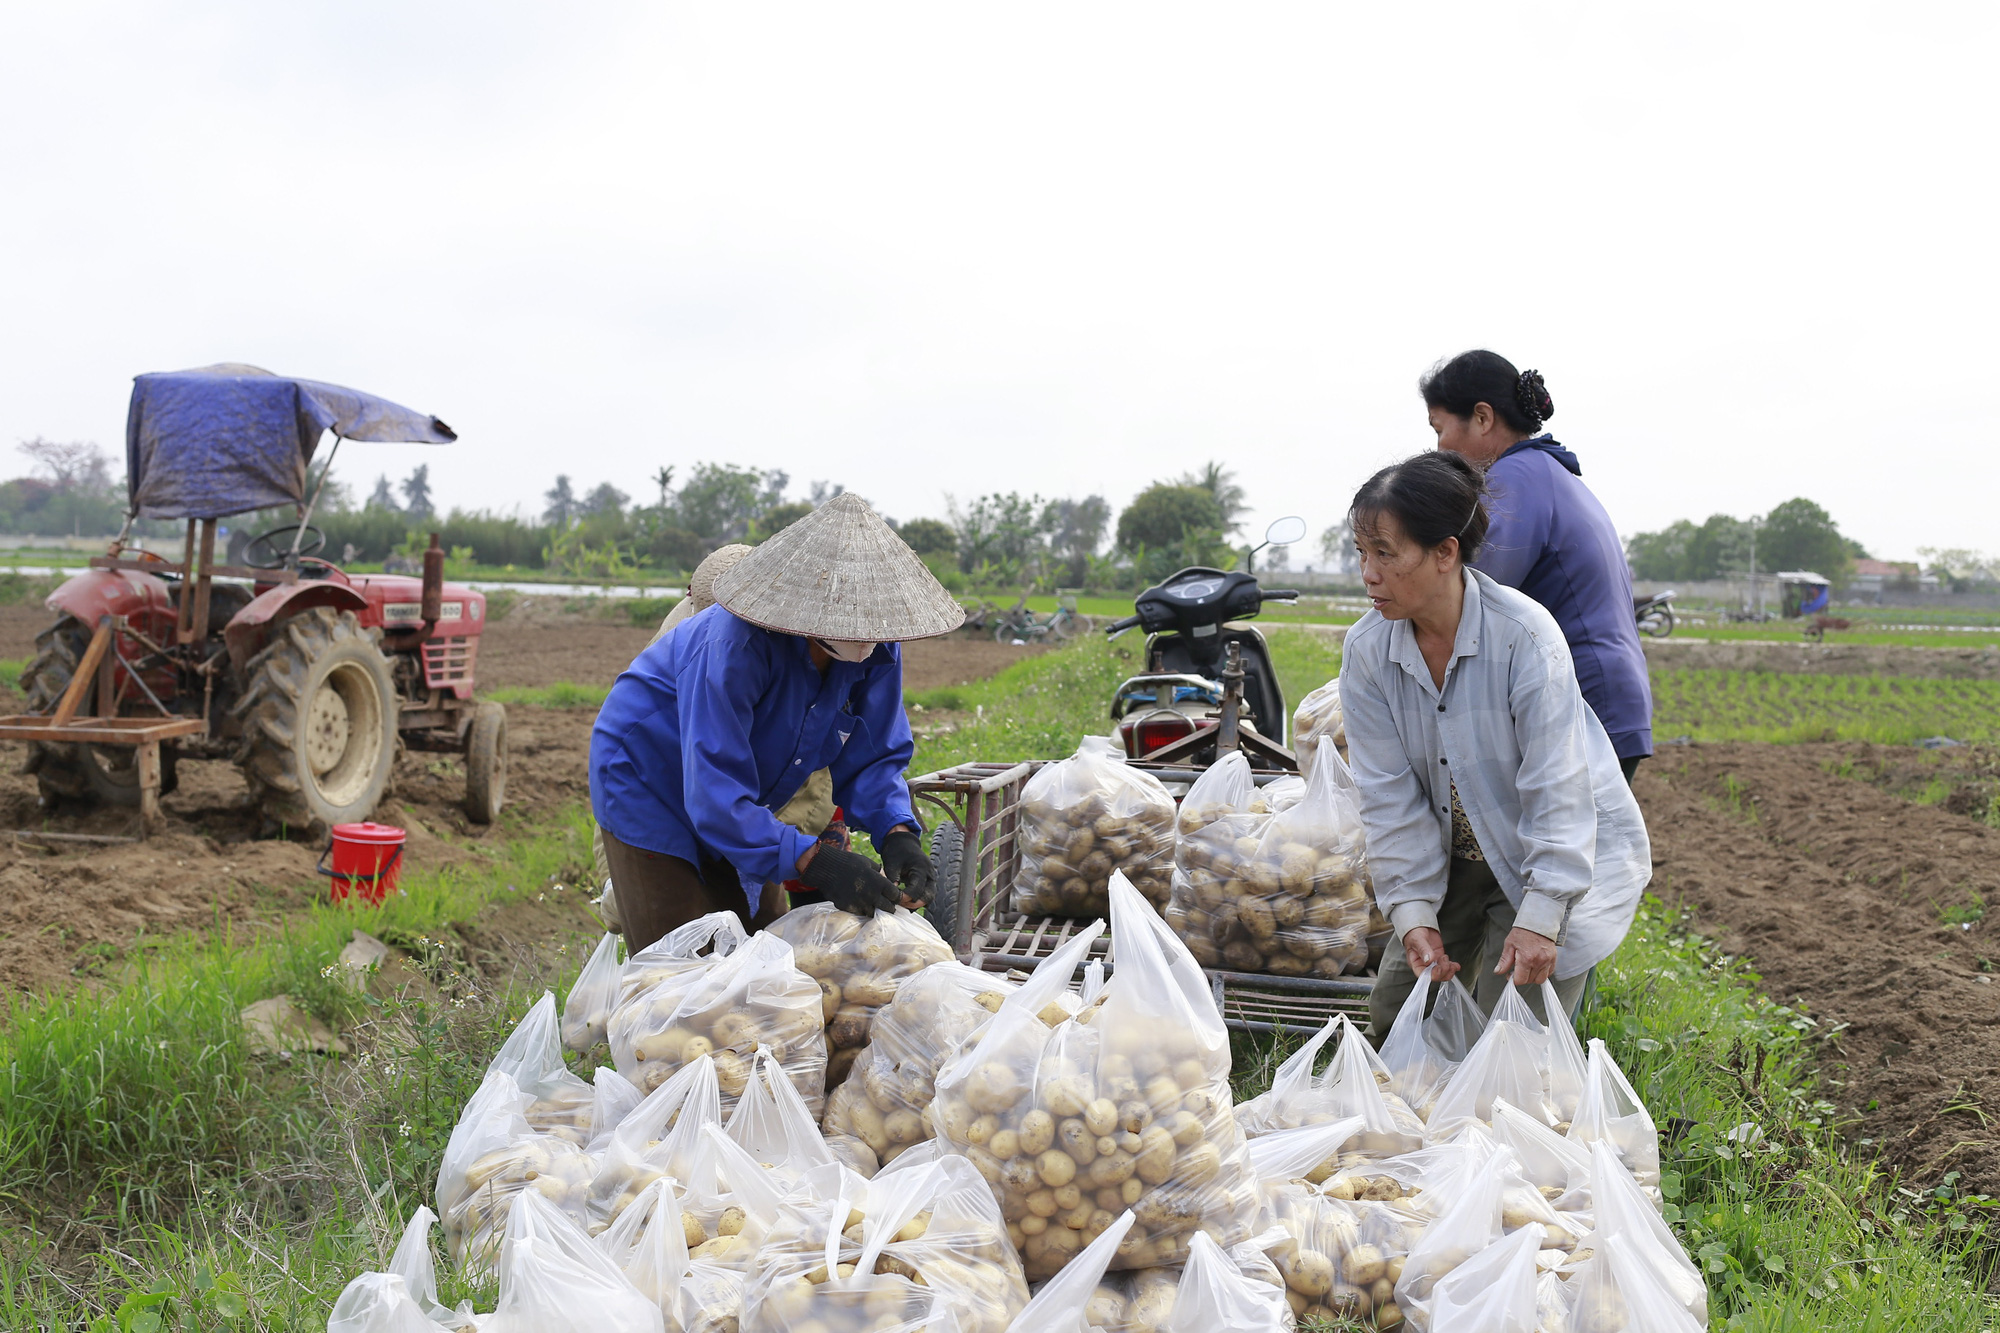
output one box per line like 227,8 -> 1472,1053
687,543 -> 752,610
712,493 -> 965,641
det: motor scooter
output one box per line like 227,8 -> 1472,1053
1634,589 -> 1676,637
1104,517 -> 1306,769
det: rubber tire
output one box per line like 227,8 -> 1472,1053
463,700 -> 507,824
234,607 -> 399,835
18,613 -> 178,808
925,819 -> 966,952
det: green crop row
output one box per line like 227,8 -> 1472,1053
1650,668 -> 2000,745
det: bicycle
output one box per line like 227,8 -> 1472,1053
992,595 -> 1090,644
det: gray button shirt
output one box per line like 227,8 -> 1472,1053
1338,568 -> 1650,980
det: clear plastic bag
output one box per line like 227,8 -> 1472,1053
1261,1181 -> 1425,1327
823,961 -> 1013,1174
1490,1097 -> 1592,1211
1426,987 -> 1557,1134
1234,1014 -> 1424,1154
675,1259 -> 752,1333
768,904 -> 955,1090
1291,680 -> 1345,776
1414,1223 -> 1544,1333
1013,735 -> 1178,916
681,1122 -> 790,1267
485,1190 -> 665,1333
588,1055 -> 724,1232
933,874 -> 1259,1280
726,1047 -> 837,1185
1581,1140 -> 1705,1325
327,1206 -> 468,1333
1568,1231 -> 1706,1333
609,917 -> 827,1116
596,1176 -> 691,1312
1171,740 -> 1372,978
489,992 -> 595,1146
562,934 -> 625,1053
1569,1039 -> 1662,1191
1005,1210 -> 1135,1333
1377,967 -> 1487,1123
588,1066 -> 645,1154
1160,1230 -> 1295,1333
437,1070 -> 595,1275
1243,1116 -> 1367,1192
1393,1142 -> 1511,1313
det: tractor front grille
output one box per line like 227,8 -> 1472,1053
423,635 -> 476,690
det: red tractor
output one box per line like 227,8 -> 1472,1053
6,365 -> 506,834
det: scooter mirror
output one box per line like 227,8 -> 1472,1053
1263,515 -> 1307,547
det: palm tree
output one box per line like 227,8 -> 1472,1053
1179,461 -> 1247,535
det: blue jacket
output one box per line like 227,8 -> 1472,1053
589,606 -> 918,906
1473,437 -> 1654,760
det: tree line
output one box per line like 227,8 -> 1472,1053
1624,498 -> 1869,586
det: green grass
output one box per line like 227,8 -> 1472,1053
0,809 -> 606,1328
1651,668 -> 2000,744
487,680 -> 611,709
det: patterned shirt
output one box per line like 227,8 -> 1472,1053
1448,782 -> 1485,862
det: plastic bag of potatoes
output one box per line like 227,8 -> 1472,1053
1170,741 -> 1372,978
931,874 -> 1260,1282
326,1206 -> 469,1333
596,1175 -> 690,1315
1234,1015 -> 1425,1156
1565,1228 -> 1707,1333
589,1056 -> 724,1233
1266,1186 -> 1425,1331
1081,1233 -> 1293,1333
489,991 -> 596,1147
767,904 -> 955,1091
1571,1038 -> 1662,1194
562,933 -> 625,1053
483,1189 -> 665,1333
1291,680 -> 1345,775
1012,735 -> 1177,917
1414,1222 -> 1545,1333
742,1152 -> 1028,1333
1580,1140 -> 1707,1327
822,962 -> 1014,1175
1377,966 -> 1487,1123
437,1069 -> 597,1276
1426,983 -> 1589,1138
608,912 -> 827,1117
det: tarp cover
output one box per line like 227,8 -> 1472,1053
125,363 -> 456,520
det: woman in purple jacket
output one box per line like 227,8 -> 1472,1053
1421,351 -> 1653,779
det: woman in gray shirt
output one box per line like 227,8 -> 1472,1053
1338,452 -> 1649,1035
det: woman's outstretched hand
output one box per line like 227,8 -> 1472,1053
1402,927 -> 1461,984
1495,926 -> 1558,986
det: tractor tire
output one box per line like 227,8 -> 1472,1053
463,700 -> 507,825
17,613 -> 178,809
234,607 -> 398,836
925,819 -> 967,952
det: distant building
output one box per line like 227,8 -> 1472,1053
1847,558 -> 1937,594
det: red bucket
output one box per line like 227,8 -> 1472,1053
319,822 -> 406,906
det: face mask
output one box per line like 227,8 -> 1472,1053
814,638 -> 879,663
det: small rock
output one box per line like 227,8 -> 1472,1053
241,995 -> 347,1056
338,929 -> 389,989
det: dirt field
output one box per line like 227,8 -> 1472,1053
0,601 -> 1047,994
1636,741 -> 2000,1190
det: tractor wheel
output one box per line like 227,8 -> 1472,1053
463,700 -> 507,825
925,819 -> 967,951
234,607 -> 398,835
17,613 -> 178,809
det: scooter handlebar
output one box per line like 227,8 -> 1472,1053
1260,589 -> 1302,602
1103,614 -> 1143,638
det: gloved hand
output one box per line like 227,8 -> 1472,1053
798,845 -> 901,917
877,828 -> 935,906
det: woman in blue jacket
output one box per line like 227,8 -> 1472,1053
590,494 -> 963,950
1422,351 -> 1654,779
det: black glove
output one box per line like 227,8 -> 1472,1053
877,828 -> 934,906
799,845 -> 901,916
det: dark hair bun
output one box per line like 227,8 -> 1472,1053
1514,369 -> 1554,428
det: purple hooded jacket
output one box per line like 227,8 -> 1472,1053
1473,436 -> 1654,760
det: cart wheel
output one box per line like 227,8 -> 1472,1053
926,819 -> 966,952
463,700 -> 507,824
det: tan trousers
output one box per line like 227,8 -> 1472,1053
1367,856 -> 1590,1040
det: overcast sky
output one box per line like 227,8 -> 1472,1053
2,3 -> 1993,564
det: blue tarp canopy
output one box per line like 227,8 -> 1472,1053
124,363 -> 456,521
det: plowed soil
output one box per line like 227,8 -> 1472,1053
1637,742 -> 2000,1191
0,600 -> 1044,994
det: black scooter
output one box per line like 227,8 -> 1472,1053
1104,523 -> 1303,769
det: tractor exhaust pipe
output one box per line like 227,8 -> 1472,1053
420,533 -> 444,627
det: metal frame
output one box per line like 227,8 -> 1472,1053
910,760 -> 1374,1034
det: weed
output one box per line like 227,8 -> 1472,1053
1938,891 -> 1986,929
486,680 -> 610,709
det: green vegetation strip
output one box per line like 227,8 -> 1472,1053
1651,668 -> 2000,745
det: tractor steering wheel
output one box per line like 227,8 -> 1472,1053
242,524 -> 326,570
